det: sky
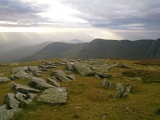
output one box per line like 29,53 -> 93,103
0,0 -> 160,43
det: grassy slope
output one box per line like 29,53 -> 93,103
0,59 -> 159,120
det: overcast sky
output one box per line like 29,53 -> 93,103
0,0 -> 160,42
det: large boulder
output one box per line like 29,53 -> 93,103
13,83 -> 39,94
4,93 -> 21,109
97,64 -> 116,73
66,61 -> 74,71
27,66 -> 40,72
0,104 -> 21,120
13,70 -> 33,79
0,77 -> 10,82
11,67 -> 28,74
73,61 -> 94,76
37,87 -> 67,104
29,77 -> 54,90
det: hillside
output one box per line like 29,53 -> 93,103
0,41 -> 52,63
0,59 -> 160,120
78,38 -> 160,59
21,42 -> 88,62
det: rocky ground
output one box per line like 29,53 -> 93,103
0,59 -> 160,120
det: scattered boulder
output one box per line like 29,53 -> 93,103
15,92 -> 36,104
11,67 -> 28,74
12,70 -> 33,79
114,90 -> 128,98
97,64 -> 116,73
47,77 -> 60,87
37,87 -> 67,104
0,77 -> 10,82
29,77 -> 55,90
100,79 -> 116,89
116,83 -> 124,91
73,61 -> 94,76
66,61 -> 74,71
4,93 -> 21,109
51,70 -> 72,82
28,66 -> 40,72
13,83 -> 39,94
0,104 -> 21,120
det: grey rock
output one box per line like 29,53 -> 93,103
51,70 -> 71,82
47,77 -> 60,87
100,79 -> 116,89
126,84 -> 132,93
29,77 -> 54,90
37,87 -> 67,104
114,90 -> 125,98
97,64 -> 116,73
4,93 -> 21,109
13,70 -> 33,79
66,62 -> 74,71
95,74 -> 101,79
73,61 -> 94,76
67,74 -> 76,80
0,77 -> 10,82
108,82 -> 116,89
13,83 -> 39,94
96,72 -> 111,79
28,66 -> 40,72
11,67 -> 28,74
0,104 -> 21,120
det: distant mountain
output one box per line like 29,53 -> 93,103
21,42 -> 88,62
0,41 -> 52,63
66,39 -> 85,44
78,38 -> 160,59
19,38 -> 160,62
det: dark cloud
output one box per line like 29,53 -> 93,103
63,0 -> 160,30
0,0 -> 49,26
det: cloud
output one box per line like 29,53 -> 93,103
0,0 -> 48,27
62,0 -> 160,30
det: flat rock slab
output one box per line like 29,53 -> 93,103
11,67 -> 28,74
37,87 -> 67,104
29,77 -> 54,90
0,77 -> 10,82
4,93 -> 21,109
47,78 -> 60,87
0,104 -> 21,120
13,70 -> 33,79
73,61 -> 94,76
28,66 -> 40,72
13,83 -> 39,94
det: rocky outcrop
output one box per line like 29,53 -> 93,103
0,104 -> 21,120
4,93 -> 21,109
66,61 -> 74,71
73,61 -> 94,76
13,83 -> 39,94
29,77 -> 54,90
11,67 -> 28,74
37,87 -> 67,104
51,70 -> 72,82
47,77 -> 60,87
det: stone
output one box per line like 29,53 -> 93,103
95,72 -> 111,79
51,70 -> 71,82
114,90 -> 125,98
126,84 -> 132,92
28,66 -> 40,72
37,87 -> 67,104
13,83 -> 39,94
15,92 -> 36,104
29,77 -> 54,90
4,93 -> 21,109
67,74 -> 76,80
66,61 -> 74,71
0,104 -> 21,120
0,77 -> 10,82
13,70 -> 33,79
47,77 -> 60,87
11,67 -> 28,74
73,61 -> 94,76
97,64 -> 116,73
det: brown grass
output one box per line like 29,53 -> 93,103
0,59 -> 159,120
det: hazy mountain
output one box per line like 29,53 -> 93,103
66,39 -> 85,44
17,38 -> 160,62
0,41 -> 52,63
78,38 -> 160,59
21,42 -> 88,62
